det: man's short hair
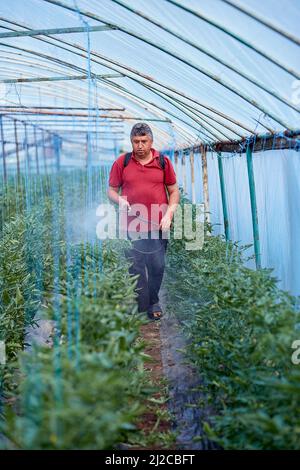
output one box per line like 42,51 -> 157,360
130,122 -> 153,140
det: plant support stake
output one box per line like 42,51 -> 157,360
0,116 -> 7,183
217,152 -> 230,241
246,143 -> 262,269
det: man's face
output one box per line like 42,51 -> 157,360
131,134 -> 153,158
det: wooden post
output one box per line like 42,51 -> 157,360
190,149 -> 196,203
182,152 -> 187,193
200,144 -> 211,227
174,150 -> 178,176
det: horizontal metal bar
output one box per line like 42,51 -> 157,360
0,110 -> 124,117
0,122 -> 125,127
53,130 -> 124,133
0,111 -> 171,121
183,129 -> 300,154
0,106 -> 125,111
0,24 -> 117,38
84,137 -> 124,140
0,73 -> 123,84
0,112 -> 122,117
15,130 -> 125,134
4,136 -> 52,158
0,113 -> 65,137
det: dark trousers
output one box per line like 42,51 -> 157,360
125,232 -> 168,314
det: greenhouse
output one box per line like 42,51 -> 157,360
0,0 -> 300,453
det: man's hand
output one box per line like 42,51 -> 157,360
159,211 -> 172,231
119,197 -> 131,212
161,184 -> 180,232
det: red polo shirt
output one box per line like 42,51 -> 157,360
109,148 -> 177,233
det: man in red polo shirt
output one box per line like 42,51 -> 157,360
107,123 -> 180,320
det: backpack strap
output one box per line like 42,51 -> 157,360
159,153 -> 166,170
123,151 -> 166,169
123,152 -> 132,168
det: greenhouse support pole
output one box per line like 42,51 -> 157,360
85,132 -> 89,168
0,116 -> 7,183
24,122 -> 31,176
190,150 -> 196,203
174,151 -> 178,176
14,120 -> 20,179
42,131 -> 48,174
182,153 -> 186,193
217,152 -> 230,241
53,135 -> 61,172
246,143 -> 262,269
34,126 -> 40,175
200,144 -> 211,228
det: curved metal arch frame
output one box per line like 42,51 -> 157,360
0,40 -> 233,143
0,1 -> 298,143
41,0 -> 294,130
165,0 -> 300,79
220,0 -> 300,47
111,0 -> 300,116
0,52 -> 230,141
0,16 -> 262,136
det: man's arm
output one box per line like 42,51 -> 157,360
107,186 -> 131,210
160,183 -> 180,231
